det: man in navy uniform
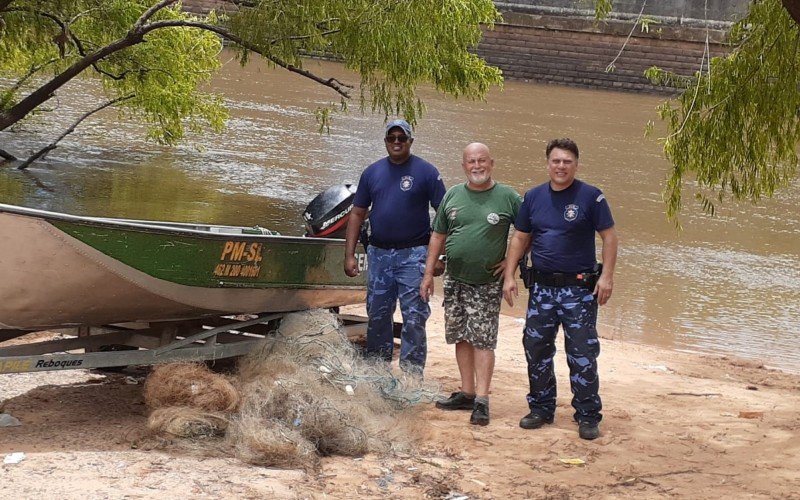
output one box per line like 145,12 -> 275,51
503,138 -> 618,440
344,119 -> 446,373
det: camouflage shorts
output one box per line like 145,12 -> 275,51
443,275 -> 503,350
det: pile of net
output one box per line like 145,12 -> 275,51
143,362 -> 238,439
143,309 -> 439,469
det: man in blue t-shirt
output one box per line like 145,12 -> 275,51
502,138 -> 618,440
344,119 -> 446,372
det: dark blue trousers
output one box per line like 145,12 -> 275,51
523,283 -> 602,424
365,245 -> 430,372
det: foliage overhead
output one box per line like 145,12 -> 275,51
0,0 -> 502,154
646,0 -> 800,222
0,0 -> 226,145
595,0 -> 800,223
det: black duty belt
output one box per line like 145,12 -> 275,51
532,271 -> 595,287
520,263 -> 603,289
369,237 -> 429,250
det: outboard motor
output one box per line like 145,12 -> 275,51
303,184 -> 358,239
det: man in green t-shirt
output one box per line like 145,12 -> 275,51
420,142 -> 521,426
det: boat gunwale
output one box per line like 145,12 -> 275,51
0,203 -> 345,244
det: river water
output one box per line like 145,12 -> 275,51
2,53 -> 799,372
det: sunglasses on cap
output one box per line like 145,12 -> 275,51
384,134 -> 410,144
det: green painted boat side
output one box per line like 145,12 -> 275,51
50,220 -> 365,289
0,203 -> 368,330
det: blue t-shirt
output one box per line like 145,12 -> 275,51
353,154 -> 445,246
514,179 -> 614,273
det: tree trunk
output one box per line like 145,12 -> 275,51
0,35 -> 141,132
783,0 -> 800,25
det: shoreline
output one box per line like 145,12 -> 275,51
499,306 -> 800,376
1,298 -> 799,498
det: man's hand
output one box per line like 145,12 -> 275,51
502,275 -> 518,307
344,206 -> 368,278
420,275 -> 434,302
344,255 -> 359,277
594,274 -> 613,306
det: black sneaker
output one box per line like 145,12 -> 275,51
519,412 -> 554,429
470,401 -> 490,426
578,422 -> 600,440
435,391 -> 475,411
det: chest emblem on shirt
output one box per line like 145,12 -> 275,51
564,204 -> 579,222
400,175 -> 414,191
486,212 -> 500,225
447,208 -> 458,220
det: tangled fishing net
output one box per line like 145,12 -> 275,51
147,407 -> 228,438
143,362 -> 239,412
144,309 -> 439,469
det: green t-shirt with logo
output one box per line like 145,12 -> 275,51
432,182 -> 522,285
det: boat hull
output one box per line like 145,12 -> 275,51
0,205 -> 367,330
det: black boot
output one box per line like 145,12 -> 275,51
435,391 -> 475,411
470,401 -> 490,426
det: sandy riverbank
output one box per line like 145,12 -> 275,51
1,299 -> 799,499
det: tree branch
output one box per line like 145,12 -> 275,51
5,7 -> 129,79
0,29 -> 144,131
0,12 -> 353,132
605,0 -> 648,73
68,33 -> 130,80
5,7 -> 71,57
144,19 -> 353,98
7,58 -> 60,94
0,148 -> 17,161
17,95 -> 134,170
279,28 -> 341,43
135,0 -> 178,29
20,170 -> 55,193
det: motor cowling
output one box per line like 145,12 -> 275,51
303,184 -> 357,239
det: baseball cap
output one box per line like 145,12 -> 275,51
384,119 -> 413,138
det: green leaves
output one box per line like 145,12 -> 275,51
1,1 -> 225,143
594,0 -> 613,20
224,0 -> 503,125
648,0 -> 800,223
1,0 -> 502,151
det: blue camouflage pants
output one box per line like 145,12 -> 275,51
523,283 -> 602,424
366,245 -> 430,372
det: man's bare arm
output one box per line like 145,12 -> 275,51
344,206 -> 368,277
595,226 -> 618,305
420,231 -> 447,302
502,230 -> 531,307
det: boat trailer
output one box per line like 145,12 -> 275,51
0,312 -> 373,374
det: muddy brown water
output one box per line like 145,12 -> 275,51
1,52 -> 798,372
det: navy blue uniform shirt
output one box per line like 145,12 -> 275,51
514,179 -> 614,273
353,154 -> 445,246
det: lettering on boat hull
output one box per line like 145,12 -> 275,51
214,241 -> 263,278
